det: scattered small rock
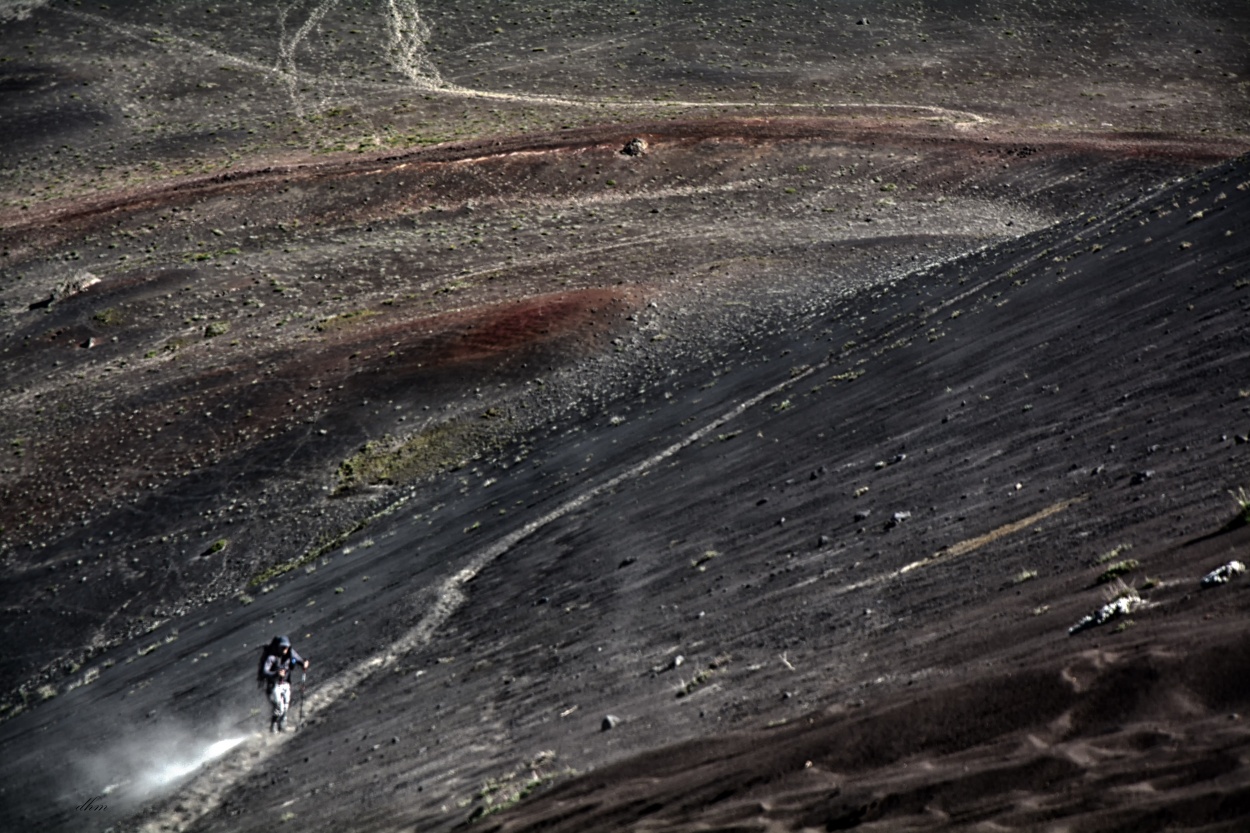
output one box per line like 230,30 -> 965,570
1201,560 -> 1245,588
618,557 -> 637,569
853,510 -> 871,522
816,534 -> 831,548
1130,470 -> 1154,485
601,714 -> 621,731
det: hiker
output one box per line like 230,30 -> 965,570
258,635 -> 309,733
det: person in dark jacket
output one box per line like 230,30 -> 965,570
257,635 -> 309,732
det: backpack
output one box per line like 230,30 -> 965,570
257,645 -> 273,688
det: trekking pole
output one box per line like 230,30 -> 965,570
299,669 -> 307,728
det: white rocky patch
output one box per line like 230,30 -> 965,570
1200,560 -> 1246,588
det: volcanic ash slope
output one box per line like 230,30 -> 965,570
166,155 -> 1250,833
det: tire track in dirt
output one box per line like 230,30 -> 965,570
383,0 -> 442,88
277,0 -> 345,119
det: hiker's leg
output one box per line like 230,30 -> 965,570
268,680 -> 287,715
269,681 -> 291,731
277,681 -> 291,730
267,683 -> 280,731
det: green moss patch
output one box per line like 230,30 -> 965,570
1096,559 -> 1140,584
335,418 -> 505,494
93,307 -> 124,326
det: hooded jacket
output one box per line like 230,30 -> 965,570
259,636 -> 305,688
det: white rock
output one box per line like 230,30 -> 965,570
1201,560 -> 1246,588
1069,594 -> 1142,635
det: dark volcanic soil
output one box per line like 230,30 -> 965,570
1,2 -> 1249,833
6,115 -> 1238,708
